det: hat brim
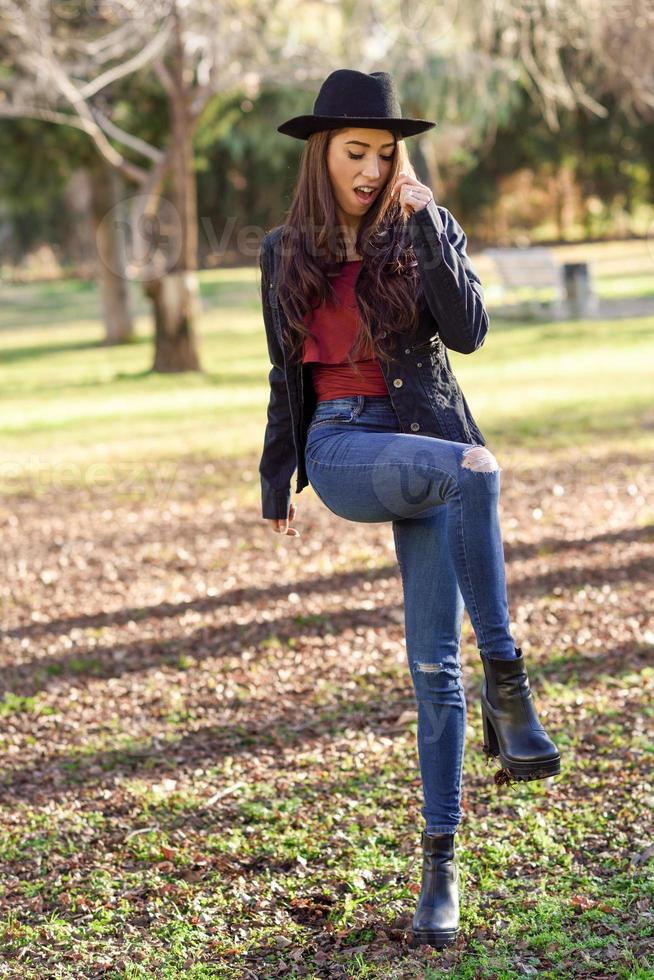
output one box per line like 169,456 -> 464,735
276,114 -> 437,140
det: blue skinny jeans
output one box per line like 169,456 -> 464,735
304,394 -> 519,834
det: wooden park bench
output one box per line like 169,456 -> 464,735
484,246 -> 599,319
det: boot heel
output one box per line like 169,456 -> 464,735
481,707 -> 500,759
480,650 -> 562,785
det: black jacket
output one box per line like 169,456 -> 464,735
258,199 -> 490,520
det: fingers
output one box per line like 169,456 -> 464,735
277,523 -> 300,536
268,516 -> 301,536
391,172 -> 419,196
391,172 -> 434,210
391,173 -> 409,194
396,185 -> 433,215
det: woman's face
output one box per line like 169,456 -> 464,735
326,127 -> 397,227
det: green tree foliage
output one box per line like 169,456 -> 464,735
456,87 -> 653,239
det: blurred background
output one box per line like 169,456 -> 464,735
0,2 -> 652,976
1,0 -> 653,493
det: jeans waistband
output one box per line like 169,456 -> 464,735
312,394 -> 395,418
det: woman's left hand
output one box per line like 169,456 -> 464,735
391,171 -> 434,216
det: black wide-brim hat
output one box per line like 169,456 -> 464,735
277,69 -> 437,140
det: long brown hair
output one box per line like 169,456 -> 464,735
275,128 -> 425,371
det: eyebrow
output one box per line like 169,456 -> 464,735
344,139 -> 396,149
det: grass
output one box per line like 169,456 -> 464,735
0,242 -> 652,977
1,243 -> 653,503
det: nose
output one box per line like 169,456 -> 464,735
361,161 -> 381,181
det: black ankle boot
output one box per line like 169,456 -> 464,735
480,646 -> 561,785
411,830 -> 459,948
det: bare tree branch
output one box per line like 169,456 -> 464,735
153,55 -> 176,99
92,108 -> 163,164
0,100 -> 90,132
80,23 -> 174,99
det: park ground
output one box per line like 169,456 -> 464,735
0,238 -> 652,977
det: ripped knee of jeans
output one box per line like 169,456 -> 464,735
412,661 -> 463,693
461,445 -> 500,473
413,660 -> 461,675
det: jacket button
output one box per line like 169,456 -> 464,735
404,348 -> 411,354
393,378 -> 403,387
417,361 -> 422,367
410,422 -> 420,431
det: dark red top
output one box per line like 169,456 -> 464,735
302,259 -> 389,401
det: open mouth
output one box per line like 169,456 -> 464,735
353,186 -> 378,204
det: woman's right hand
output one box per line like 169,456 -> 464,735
267,501 -> 301,536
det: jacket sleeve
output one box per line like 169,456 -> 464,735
408,200 -> 489,355
258,240 -> 297,520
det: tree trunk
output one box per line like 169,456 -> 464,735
147,11 -> 201,373
89,159 -> 134,344
145,271 -> 200,371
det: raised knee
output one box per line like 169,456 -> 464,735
461,445 -> 500,472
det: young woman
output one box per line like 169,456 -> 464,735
258,69 -> 561,949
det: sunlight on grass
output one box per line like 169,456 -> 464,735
0,261 -> 653,498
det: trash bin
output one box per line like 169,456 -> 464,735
563,262 -> 596,318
